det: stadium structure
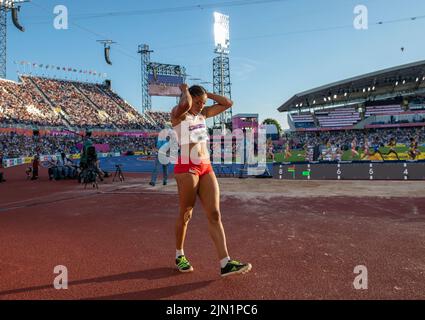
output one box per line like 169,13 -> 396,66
279,60 -> 425,131
276,60 -> 425,180
1,2 -> 425,302
0,75 -> 171,134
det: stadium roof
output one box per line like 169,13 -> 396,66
278,60 -> 425,113
232,113 -> 259,118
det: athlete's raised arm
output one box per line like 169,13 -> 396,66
201,92 -> 233,119
172,84 -> 192,120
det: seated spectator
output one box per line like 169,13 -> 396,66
46,158 -> 58,180
63,154 -> 78,179
54,151 -> 77,180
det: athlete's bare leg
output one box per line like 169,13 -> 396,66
175,173 -> 199,251
197,171 -> 229,260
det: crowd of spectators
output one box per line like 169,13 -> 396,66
30,77 -> 109,129
75,83 -> 130,127
1,76 -> 171,131
0,132 -> 157,159
100,88 -> 157,130
283,127 -> 425,150
145,111 -> 171,130
0,78 -> 64,127
2,126 -> 424,162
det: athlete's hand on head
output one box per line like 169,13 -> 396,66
179,83 -> 189,92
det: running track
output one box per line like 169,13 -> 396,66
1,165 -> 424,300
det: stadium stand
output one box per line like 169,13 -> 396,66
368,110 -> 425,126
98,86 -> 154,130
315,107 -> 361,128
0,75 -> 171,131
282,126 -> 425,156
279,60 -> 425,131
0,131 -> 157,159
0,78 -> 64,127
146,111 -> 171,129
29,76 -> 112,129
289,113 -> 315,129
365,104 -> 404,116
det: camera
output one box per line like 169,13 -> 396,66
113,164 -> 125,182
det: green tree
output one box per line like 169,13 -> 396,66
262,118 -> 282,136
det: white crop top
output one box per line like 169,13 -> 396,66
174,113 -> 209,145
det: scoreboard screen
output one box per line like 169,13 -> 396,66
273,161 -> 425,180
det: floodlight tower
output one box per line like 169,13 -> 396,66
0,0 -> 28,78
213,12 -> 232,133
138,44 -> 153,112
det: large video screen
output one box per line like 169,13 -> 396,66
148,74 -> 184,97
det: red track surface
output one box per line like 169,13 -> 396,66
1,166 -> 425,300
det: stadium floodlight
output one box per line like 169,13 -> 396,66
1,0 -> 29,9
214,12 -> 230,54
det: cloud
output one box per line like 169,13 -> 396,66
231,57 -> 259,80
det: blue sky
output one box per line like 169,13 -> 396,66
6,0 -> 425,129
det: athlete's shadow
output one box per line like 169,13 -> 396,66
0,267 -> 191,298
88,279 -> 216,300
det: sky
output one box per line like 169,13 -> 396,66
5,0 -> 425,129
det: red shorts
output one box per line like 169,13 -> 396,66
174,157 -> 213,177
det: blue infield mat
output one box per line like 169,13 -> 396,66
99,155 -> 274,176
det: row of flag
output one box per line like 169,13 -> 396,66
14,61 -> 107,77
